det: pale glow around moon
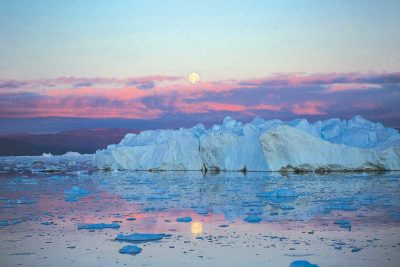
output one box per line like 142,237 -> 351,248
188,72 -> 200,84
191,222 -> 203,235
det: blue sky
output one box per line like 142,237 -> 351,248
0,1 -> 399,131
1,0 -> 399,80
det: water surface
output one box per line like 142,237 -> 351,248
0,156 -> 399,266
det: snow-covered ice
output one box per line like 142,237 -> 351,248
94,116 -> 400,171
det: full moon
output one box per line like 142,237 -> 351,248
188,72 -> 200,84
191,222 -> 203,235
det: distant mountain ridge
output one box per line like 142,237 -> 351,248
0,128 -> 138,156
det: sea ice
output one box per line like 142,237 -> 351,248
176,216 -> 192,223
289,260 -> 320,267
118,245 -> 142,255
64,186 -> 89,202
115,233 -> 166,242
244,215 -> 262,223
77,223 -> 120,230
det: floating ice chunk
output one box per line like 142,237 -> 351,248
64,186 -> 89,202
351,247 -> 363,253
42,153 -> 53,158
176,216 -> 192,223
119,245 -> 142,255
115,233 -> 166,242
78,223 -> 120,230
244,215 -> 262,223
333,219 -> 352,230
289,260 -> 320,267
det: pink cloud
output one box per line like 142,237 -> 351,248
292,101 -> 328,115
327,83 -> 382,92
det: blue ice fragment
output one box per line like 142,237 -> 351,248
64,186 -> 88,202
333,219 -> 351,229
176,216 -> 192,223
351,247 -> 363,252
78,223 -> 120,230
115,233 -> 166,242
244,215 -> 262,223
289,260 -> 320,267
0,220 -> 10,227
119,245 -> 142,255
126,218 -> 136,221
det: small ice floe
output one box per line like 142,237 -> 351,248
176,216 -> 192,223
126,217 -> 136,221
41,221 -> 55,225
333,219 -> 351,230
289,260 -> 320,267
244,215 -> 262,223
257,188 -> 298,203
119,245 -> 142,255
0,220 -> 10,227
219,224 -> 229,228
0,220 -> 22,227
115,233 -> 166,242
77,223 -> 120,230
351,247 -> 363,253
64,186 -> 88,202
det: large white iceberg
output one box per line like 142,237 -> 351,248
260,125 -> 400,171
94,116 -> 400,171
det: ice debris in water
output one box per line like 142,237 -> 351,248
176,216 -> 192,223
244,215 -> 262,223
42,152 -> 53,158
64,186 -> 89,202
118,245 -> 142,255
78,223 -> 120,230
351,247 -> 363,253
94,115 -> 400,171
333,219 -> 352,230
289,260 -> 320,267
115,233 -> 166,242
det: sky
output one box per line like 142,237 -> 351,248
0,0 -> 399,132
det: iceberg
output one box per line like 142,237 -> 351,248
95,116 -> 400,172
259,125 -> 400,171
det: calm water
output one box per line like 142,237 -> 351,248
0,155 -> 399,267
